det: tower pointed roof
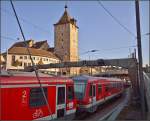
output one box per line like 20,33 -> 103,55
54,5 -> 78,28
56,5 -> 71,24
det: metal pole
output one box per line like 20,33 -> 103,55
135,0 -> 146,119
134,48 -> 136,58
89,55 -> 92,75
148,2 -> 150,68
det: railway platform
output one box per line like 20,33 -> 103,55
116,89 -> 142,120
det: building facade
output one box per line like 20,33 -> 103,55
3,41 -> 60,75
3,6 -> 80,75
54,6 -> 79,75
0,54 -> 5,69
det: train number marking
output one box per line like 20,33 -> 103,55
22,90 -> 27,104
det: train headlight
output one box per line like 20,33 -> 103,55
89,98 -> 92,103
67,102 -> 73,109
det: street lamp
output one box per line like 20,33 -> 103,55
80,49 -> 99,75
81,49 -> 99,56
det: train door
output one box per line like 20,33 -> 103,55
89,84 -> 96,103
98,83 -> 103,99
92,84 -> 96,103
89,83 -> 97,112
56,85 -> 66,118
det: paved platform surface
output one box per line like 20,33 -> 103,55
116,89 -> 142,120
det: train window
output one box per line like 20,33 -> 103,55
57,87 -> 65,105
67,86 -> 74,101
105,85 -> 109,92
29,87 -> 47,107
117,83 -> 119,88
98,84 -> 102,94
74,83 -> 86,100
115,83 -> 117,88
89,85 -> 96,97
93,85 -> 96,97
112,83 -> 115,88
120,83 -> 122,88
119,83 -> 121,87
89,85 -> 93,97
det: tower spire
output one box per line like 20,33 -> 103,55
64,4 -> 68,11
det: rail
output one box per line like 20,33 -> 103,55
99,88 -> 130,121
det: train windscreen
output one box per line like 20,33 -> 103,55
74,83 -> 86,100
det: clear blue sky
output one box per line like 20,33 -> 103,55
1,1 -> 149,65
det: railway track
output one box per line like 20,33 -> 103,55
74,89 -> 129,120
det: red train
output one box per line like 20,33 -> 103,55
72,75 -> 124,112
0,71 -> 125,120
0,71 -> 76,120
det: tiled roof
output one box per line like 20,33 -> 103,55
32,40 -> 49,49
10,40 -> 33,48
48,47 -> 54,52
55,10 -> 71,25
8,47 -> 59,60
54,8 -> 78,28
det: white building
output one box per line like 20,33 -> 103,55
4,46 -> 60,75
0,54 -> 5,69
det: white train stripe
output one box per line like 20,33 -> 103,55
0,84 -> 50,88
34,114 -> 57,120
66,109 -> 76,115
79,92 -> 122,109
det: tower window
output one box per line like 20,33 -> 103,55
62,33 -> 63,36
62,46 -> 64,49
62,39 -> 63,42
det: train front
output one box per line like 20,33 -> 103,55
72,75 -> 91,112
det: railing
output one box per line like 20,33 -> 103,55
143,72 -> 150,120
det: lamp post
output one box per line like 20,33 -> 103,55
80,49 -> 99,75
135,0 -> 147,119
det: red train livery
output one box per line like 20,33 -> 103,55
0,71 -> 76,120
72,75 -> 124,112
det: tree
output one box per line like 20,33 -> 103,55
38,58 -> 44,65
12,59 -> 21,70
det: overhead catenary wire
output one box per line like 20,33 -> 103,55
1,8 -> 50,34
10,0 -> 53,120
80,45 -> 137,55
1,35 -> 17,41
97,0 -> 136,38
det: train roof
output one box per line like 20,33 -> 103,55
0,70 -> 73,85
0,70 -> 54,77
72,75 -> 122,83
